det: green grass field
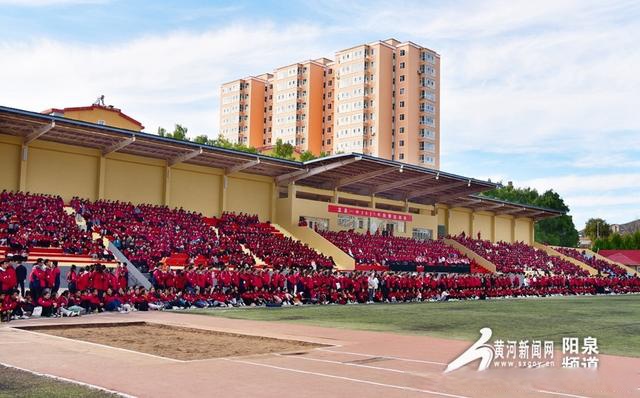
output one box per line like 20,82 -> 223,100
0,366 -> 117,398
189,295 -> 640,357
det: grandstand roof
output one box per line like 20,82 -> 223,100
0,105 -> 561,220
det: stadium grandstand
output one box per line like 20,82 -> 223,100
0,103 -> 638,321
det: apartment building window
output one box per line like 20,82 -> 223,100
399,114 -> 405,121
400,50 -> 406,56
399,153 -> 405,160
399,75 -> 405,82
399,127 -> 405,134
400,62 -> 405,69
399,140 -> 405,147
399,101 -> 405,108
400,88 -> 405,95
419,142 -> 425,151
327,139 -> 331,144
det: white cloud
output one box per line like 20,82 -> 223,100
520,173 -> 640,194
0,23 -> 332,135
1,0 -> 639,228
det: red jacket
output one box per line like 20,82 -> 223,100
1,266 -> 17,291
37,297 -> 55,308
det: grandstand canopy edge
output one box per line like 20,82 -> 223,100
0,105 -> 562,227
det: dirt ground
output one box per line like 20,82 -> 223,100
24,322 -> 324,361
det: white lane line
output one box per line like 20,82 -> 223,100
316,348 -> 447,365
276,353 -> 425,376
535,390 -> 594,398
225,358 -> 472,398
10,327 -> 186,363
0,361 -> 137,398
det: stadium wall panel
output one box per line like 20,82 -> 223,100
472,213 -> 493,240
495,216 -> 512,242
170,164 -> 222,216
104,153 -> 165,205
27,141 -> 99,201
515,218 -> 532,243
226,173 -> 272,220
0,135 -> 20,191
449,208 -> 472,236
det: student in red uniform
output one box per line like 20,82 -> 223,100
67,265 -> 78,294
37,289 -> 57,317
0,260 -> 17,294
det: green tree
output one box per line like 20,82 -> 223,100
583,218 -> 611,242
482,184 -> 579,247
170,124 -> 188,141
592,230 -> 640,251
193,134 -> 209,145
300,151 -> 317,162
273,139 -> 295,160
156,124 -> 188,141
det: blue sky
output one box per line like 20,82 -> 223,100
1,0 -> 639,229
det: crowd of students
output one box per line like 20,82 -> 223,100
4,259 -> 640,322
216,213 -> 335,269
452,235 -> 589,275
2,192 -> 640,324
0,258 -> 129,321
319,229 -> 471,267
0,191 -> 101,256
71,199 -> 255,272
554,247 -> 628,276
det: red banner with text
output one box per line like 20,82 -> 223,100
327,204 -> 413,222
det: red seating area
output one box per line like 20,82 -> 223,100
71,199 -> 254,271
555,247 -> 628,276
319,229 -> 470,267
216,213 -> 334,269
0,191 -> 100,256
452,235 -> 588,276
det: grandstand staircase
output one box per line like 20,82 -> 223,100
203,218 -> 266,267
69,206 -> 151,287
443,238 -> 496,273
273,223 -> 355,270
534,243 -> 598,275
107,242 -> 152,289
551,246 -> 637,275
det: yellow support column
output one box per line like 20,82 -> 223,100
270,182 -> 277,222
510,217 -> 516,243
97,156 -> 106,199
529,220 -> 535,245
18,144 -> 28,191
469,213 -> 475,237
332,187 -> 339,204
491,215 -> 497,242
164,165 -> 171,206
219,175 -> 228,216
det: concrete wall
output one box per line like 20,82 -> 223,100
473,213 -> 493,240
495,216 -> 512,242
449,209 -> 471,237
0,135 -> 20,191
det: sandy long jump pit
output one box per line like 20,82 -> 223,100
17,321 -> 325,361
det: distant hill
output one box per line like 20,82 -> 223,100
612,219 -> 640,235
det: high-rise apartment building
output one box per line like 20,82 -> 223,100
219,39 -> 440,168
